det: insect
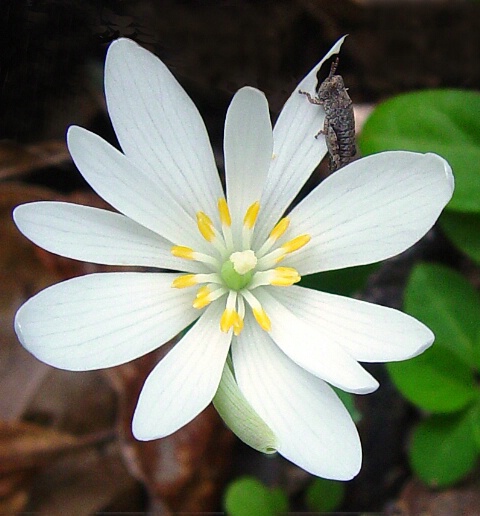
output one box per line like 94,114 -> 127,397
299,57 -> 356,172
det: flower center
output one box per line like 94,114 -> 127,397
221,250 -> 257,290
170,198 -> 310,335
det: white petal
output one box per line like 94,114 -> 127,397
254,36 -> 346,245
232,318 -> 361,480
67,126 -> 208,252
133,301 -> 231,440
105,38 -> 223,221
255,288 -> 378,394
15,273 -> 198,370
224,87 -> 273,228
273,286 -> 433,362
13,201 -> 203,272
286,152 -> 454,275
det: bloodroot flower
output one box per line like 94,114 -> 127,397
13,37 -> 453,480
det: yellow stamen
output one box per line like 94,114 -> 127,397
218,198 -> 232,227
253,307 -> 271,332
193,286 -> 212,309
171,245 -> 195,259
233,312 -> 244,336
196,211 -> 215,242
243,201 -> 260,229
270,267 -> 301,286
220,308 -> 237,333
172,274 -> 197,288
269,217 -> 290,241
281,234 -> 311,254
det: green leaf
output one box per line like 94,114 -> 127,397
300,263 -> 378,296
224,476 -> 288,516
404,263 -> 480,368
410,409 -> 479,487
440,211 -> 480,264
388,263 -> 480,412
469,399 -> 480,451
387,343 -> 476,413
305,478 -> 345,512
358,89 -> 480,212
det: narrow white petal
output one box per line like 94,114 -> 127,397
286,152 -> 454,275
273,286 -> 433,362
256,288 -> 378,394
67,126 -> 208,252
224,87 -> 273,227
254,36 -> 346,244
15,273 -> 198,370
133,301 -> 231,440
13,202 -> 203,272
232,319 -> 362,480
105,38 -> 223,221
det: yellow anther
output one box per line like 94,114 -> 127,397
233,312 -> 244,336
281,234 -> 311,254
193,286 -> 212,309
220,308 -> 237,333
269,217 -> 290,241
243,201 -> 260,229
171,245 -> 195,259
172,274 -> 197,288
253,307 -> 271,332
270,267 -> 301,286
196,211 -> 215,242
218,198 -> 232,227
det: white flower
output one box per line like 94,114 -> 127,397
13,37 -> 454,481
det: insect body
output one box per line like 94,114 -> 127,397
300,58 -> 356,171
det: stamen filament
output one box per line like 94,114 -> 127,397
242,290 -> 271,332
193,284 -> 226,309
218,199 -> 234,252
197,212 -> 216,242
257,217 -> 290,256
281,234 -> 311,254
270,217 -> 290,241
269,267 -> 301,286
243,201 -> 260,229
171,245 -> 194,260
218,198 -> 231,227
253,307 -> 271,332
172,274 -> 197,288
250,267 -> 301,289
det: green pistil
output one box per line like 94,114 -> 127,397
221,259 -> 254,291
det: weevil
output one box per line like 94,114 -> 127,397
299,57 -> 356,172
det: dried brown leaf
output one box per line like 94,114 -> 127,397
106,346 -> 235,513
0,420 -> 78,474
0,140 -> 70,180
390,478 -> 480,516
25,445 -> 143,515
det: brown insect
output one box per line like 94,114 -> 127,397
299,57 -> 356,171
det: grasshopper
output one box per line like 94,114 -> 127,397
299,57 -> 356,172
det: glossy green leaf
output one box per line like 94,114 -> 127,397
305,478 -> 345,512
358,89 -> 480,212
404,263 -> 480,368
440,211 -> 480,264
300,263 -> 378,296
387,343 -> 476,413
410,409 -> 479,487
469,399 -> 480,451
224,476 -> 288,516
